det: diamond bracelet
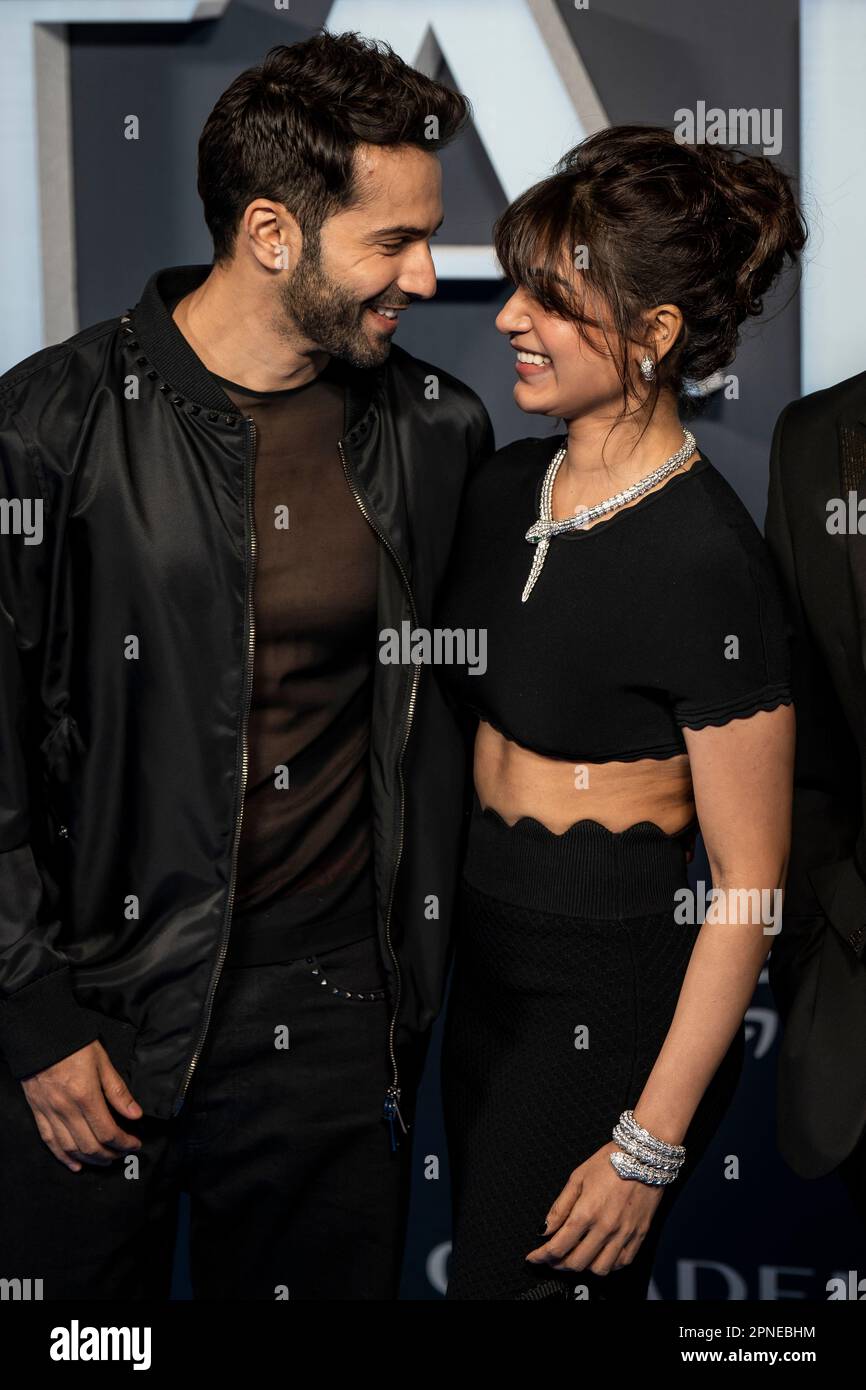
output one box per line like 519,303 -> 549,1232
608,1109 -> 687,1187
618,1109 -> 686,1161
609,1150 -> 681,1186
611,1124 -> 683,1171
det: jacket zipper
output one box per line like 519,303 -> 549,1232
338,438 -> 420,1151
173,416 -> 258,1114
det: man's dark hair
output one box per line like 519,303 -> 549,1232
198,30 -> 471,263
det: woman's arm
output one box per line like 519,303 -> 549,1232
526,700 -> 794,1277
630,701 -> 795,1146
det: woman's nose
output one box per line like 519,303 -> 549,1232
496,292 -> 531,335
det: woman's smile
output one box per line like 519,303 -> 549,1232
514,348 -> 553,377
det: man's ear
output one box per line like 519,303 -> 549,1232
243,199 -> 302,274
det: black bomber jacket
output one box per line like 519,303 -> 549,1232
0,264 -> 493,1127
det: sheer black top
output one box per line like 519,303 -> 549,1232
435,435 -> 793,762
214,359 -> 380,964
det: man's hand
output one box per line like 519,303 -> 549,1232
524,1142 -> 665,1275
21,1040 -> 144,1172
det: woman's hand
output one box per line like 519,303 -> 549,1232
525,1141 -> 666,1276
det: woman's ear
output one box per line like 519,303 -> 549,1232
646,303 -> 684,364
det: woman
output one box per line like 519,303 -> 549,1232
435,126 -> 805,1301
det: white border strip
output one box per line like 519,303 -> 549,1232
800,0 -> 866,394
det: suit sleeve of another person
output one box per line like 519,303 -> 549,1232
764,401 -> 863,963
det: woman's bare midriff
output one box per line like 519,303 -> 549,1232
473,718 -> 696,836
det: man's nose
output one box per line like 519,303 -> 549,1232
397,242 -> 438,302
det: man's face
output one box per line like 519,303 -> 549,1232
277,143 -> 443,368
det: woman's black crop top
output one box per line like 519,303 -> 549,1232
434,435 -> 793,763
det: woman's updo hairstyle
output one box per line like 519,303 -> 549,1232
493,124 -> 808,419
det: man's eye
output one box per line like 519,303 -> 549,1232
380,232 -> 439,254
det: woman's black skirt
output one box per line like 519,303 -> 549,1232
441,793 -> 745,1301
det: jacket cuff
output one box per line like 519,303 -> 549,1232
0,968 -> 100,1079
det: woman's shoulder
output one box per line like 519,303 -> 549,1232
459,433 -> 560,510
470,433 -> 561,479
676,452 -> 787,604
686,454 -> 772,554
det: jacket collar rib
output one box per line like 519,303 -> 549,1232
129,263 -> 386,435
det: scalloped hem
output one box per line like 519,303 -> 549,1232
468,706 -> 690,763
474,794 -> 698,843
675,688 -> 793,733
465,690 -> 792,762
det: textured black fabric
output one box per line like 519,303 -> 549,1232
441,801 -> 745,1301
435,435 -> 793,762
463,793 -> 696,918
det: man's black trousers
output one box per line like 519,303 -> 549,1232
0,930 -> 413,1299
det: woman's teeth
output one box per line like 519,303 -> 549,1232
516,350 -> 551,365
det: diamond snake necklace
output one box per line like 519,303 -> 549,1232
521,428 -> 698,603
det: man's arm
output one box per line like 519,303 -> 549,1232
0,392 -> 144,1169
443,397 -> 495,762
471,400 -> 495,473
0,394 -> 101,1076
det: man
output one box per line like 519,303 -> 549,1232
0,32 -> 493,1299
765,373 -> 866,1228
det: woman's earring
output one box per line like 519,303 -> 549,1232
639,355 -> 656,382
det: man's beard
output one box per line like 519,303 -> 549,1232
275,232 -> 392,369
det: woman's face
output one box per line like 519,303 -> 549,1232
495,273 -> 634,422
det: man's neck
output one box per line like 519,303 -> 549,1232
170,263 -> 330,393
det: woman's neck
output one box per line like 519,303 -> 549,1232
561,398 -> 690,491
